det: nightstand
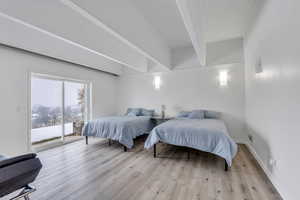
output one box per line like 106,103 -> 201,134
151,116 -> 173,126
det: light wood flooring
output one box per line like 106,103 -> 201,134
26,136 -> 282,200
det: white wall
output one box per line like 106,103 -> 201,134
117,64 -> 246,142
172,46 -> 199,69
172,38 -> 244,70
244,0 -> 300,199
207,37 -> 244,66
0,45 -> 118,156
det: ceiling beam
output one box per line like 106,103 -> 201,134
0,12 -> 123,75
67,0 -> 172,71
0,0 -> 149,73
176,0 -> 207,66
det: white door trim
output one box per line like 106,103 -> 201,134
27,72 -> 92,151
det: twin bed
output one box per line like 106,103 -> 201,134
82,115 -> 153,151
82,109 -> 237,171
145,118 -> 237,170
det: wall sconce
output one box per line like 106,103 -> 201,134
219,70 -> 228,87
153,75 -> 161,90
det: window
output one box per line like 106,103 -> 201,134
31,74 -> 90,146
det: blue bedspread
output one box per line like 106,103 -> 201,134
82,116 -> 152,149
144,119 -> 238,166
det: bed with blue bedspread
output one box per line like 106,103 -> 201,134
144,110 -> 238,170
83,108 -> 154,150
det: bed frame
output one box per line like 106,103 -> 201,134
153,143 -> 229,171
85,136 -> 127,152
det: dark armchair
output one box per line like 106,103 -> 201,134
0,153 -> 42,200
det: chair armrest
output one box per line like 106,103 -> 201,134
0,155 -> 6,162
0,154 -> 37,168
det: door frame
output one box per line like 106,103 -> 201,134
27,72 -> 92,151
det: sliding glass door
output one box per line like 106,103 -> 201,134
64,81 -> 86,138
31,75 -> 89,145
31,77 -> 63,144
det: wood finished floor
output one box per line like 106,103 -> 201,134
28,136 -> 282,200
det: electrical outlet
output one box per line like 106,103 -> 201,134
248,135 -> 253,143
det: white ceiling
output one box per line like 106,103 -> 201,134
129,0 -> 257,68
131,0 -> 192,49
131,0 -> 256,45
204,0 -> 256,42
0,0 -> 258,74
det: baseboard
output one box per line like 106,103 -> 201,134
245,142 -> 287,200
32,137 -> 83,153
